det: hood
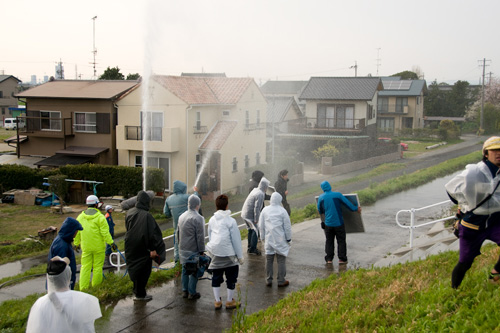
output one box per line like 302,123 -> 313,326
173,180 -> 187,194
321,181 -> 332,192
258,177 -> 270,192
270,192 -> 282,206
188,194 -> 201,210
135,190 -> 151,211
59,217 -> 83,242
251,170 -> 264,182
214,209 -> 232,220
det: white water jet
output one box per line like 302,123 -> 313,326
194,150 -> 214,189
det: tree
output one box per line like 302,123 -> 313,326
390,71 -> 419,80
424,80 -> 478,118
99,67 -> 124,80
126,73 -> 141,80
424,80 -> 449,116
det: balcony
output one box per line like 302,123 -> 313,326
377,104 -> 409,114
117,125 -> 180,152
124,126 -> 163,141
193,125 -> 208,134
243,122 -> 265,132
18,116 -> 74,138
287,117 -> 366,135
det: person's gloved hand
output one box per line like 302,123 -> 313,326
238,257 -> 245,265
73,245 -> 80,253
111,243 -> 118,252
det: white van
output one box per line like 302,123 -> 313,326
3,118 -> 25,130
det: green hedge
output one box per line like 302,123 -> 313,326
0,165 -> 57,193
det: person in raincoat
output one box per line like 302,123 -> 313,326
317,181 -> 361,265
125,190 -> 166,302
104,205 -> 115,266
206,194 -> 244,309
178,194 -> 205,300
48,217 -> 83,290
74,195 -> 116,291
241,177 -> 270,255
26,256 -> 102,333
164,181 -> 203,262
260,192 -> 292,287
446,136 -> 500,288
275,169 -> 291,216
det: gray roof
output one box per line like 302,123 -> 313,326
0,75 -> 21,84
299,77 -> 382,101
266,96 -> 302,123
378,79 -> 427,97
260,80 -> 308,95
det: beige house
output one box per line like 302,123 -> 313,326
15,80 -> 138,166
115,75 -> 267,195
377,78 -> 427,133
0,75 -> 21,118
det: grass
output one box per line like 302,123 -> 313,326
230,244 -> 500,332
0,127 -> 16,142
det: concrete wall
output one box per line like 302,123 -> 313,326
321,150 -> 402,175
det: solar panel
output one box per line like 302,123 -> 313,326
383,80 -> 412,90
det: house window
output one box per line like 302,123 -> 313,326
135,155 -> 170,190
40,111 -> 61,131
232,157 -> 238,172
74,112 -> 96,132
317,104 -> 354,129
245,110 -> 250,129
367,104 -> 374,119
396,97 -> 408,113
196,154 -> 201,176
1,108 -> 4,115
403,117 -> 413,129
141,111 -> 163,141
377,97 -> 388,112
256,152 -> 261,165
0,91 -> 3,98
245,154 -> 249,168
223,110 -> 230,116
196,111 -> 201,131
417,96 -> 420,105
135,156 -> 142,167
378,117 -> 394,132
256,110 -> 260,128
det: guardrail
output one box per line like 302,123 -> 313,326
395,200 -> 455,248
109,210 -> 246,272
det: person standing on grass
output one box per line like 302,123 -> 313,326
275,169 -> 291,216
125,190 -> 166,302
317,181 -> 361,265
446,136 -> 500,288
74,195 -> 116,291
178,194 -> 205,300
104,205 -> 115,266
206,194 -> 244,310
241,177 -> 270,255
48,217 -> 83,290
260,192 -> 292,287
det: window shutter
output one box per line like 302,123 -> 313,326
27,110 -> 40,131
96,113 -> 110,134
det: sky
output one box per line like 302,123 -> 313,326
2,0 -> 498,85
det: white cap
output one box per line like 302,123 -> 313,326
105,205 -> 113,212
86,195 -> 99,205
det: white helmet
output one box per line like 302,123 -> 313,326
86,195 -> 99,206
105,205 -> 113,212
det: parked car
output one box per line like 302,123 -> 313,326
378,137 -> 408,151
3,118 -> 25,130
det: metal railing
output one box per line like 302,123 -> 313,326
395,200 -> 455,248
109,210 -> 246,272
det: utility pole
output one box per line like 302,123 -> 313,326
350,61 -> 358,77
91,16 -> 98,79
478,58 -> 491,133
376,48 -> 381,76
488,71 -> 494,85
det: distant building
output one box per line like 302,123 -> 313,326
31,75 -> 37,85
0,75 -> 22,118
55,62 -> 64,80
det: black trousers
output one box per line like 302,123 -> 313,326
324,224 -> 347,262
129,259 -> 152,298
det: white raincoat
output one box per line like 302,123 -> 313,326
445,161 -> 500,215
206,209 -> 243,259
259,192 -> 292,256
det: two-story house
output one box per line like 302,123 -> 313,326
15,80 -> 138,166
0,75 -> 22,119
115,75 -> 267,195
377,78 -> 427,133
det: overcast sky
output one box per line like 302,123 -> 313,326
2,0 -> 498,85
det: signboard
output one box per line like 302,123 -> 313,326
316,193 -> 365,233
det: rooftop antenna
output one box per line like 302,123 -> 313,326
376,48 -> 381,76
350,61 -> 358,77
91,16 -> 98,79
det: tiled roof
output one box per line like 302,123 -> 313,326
0,75 -> 21,83
15,80 -> 138,99
299,77 -> 382,100
378,79 -> 427,97
155,76 -> 253,105
260,80 -> 308,95
199,121 -> 237,151
266,96 -> 301,123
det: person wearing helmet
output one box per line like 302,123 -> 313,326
74,195 -> 116,291
446,136 -> 500,288
104,205 -> 115,266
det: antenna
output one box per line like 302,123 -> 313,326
376,48 -> 381,76
349,61 -> 358,77
91,16 -> 98,79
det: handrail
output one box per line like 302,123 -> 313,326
395,200 -> 455,248
110,210 -> 245,272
